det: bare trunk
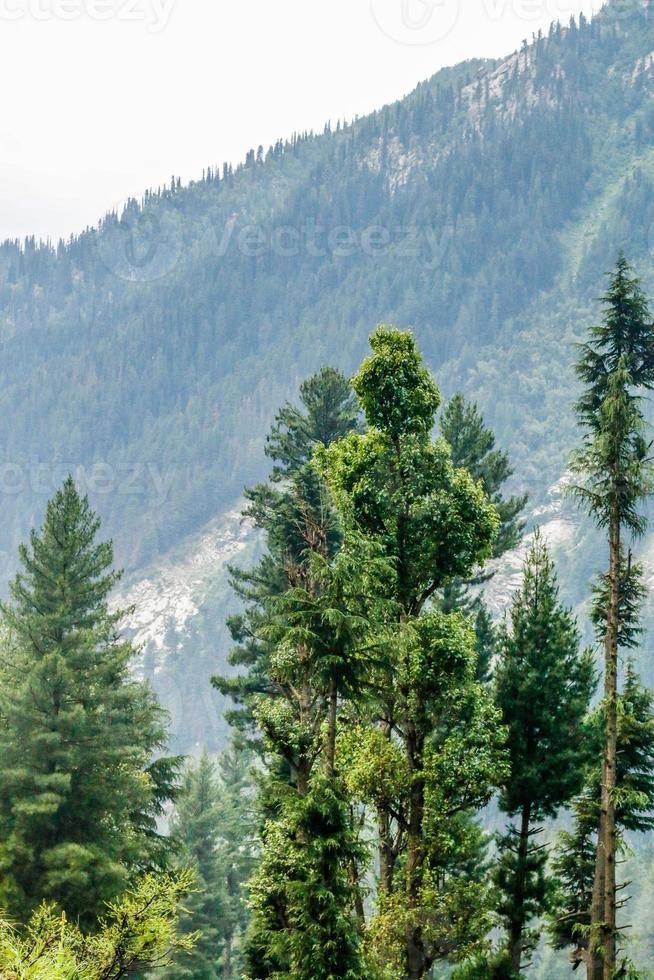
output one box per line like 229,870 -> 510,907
378,713 -> 395,896
325,680 -> 337,778
378,808 -> 394,895
588,507 -> 620,980
509,803 -> 532,974
405,721 -> 426,980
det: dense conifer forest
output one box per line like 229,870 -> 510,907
6,2 -> 654,978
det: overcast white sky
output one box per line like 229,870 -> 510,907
0,0 -> 605,243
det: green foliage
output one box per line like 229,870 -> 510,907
572,357 -> 654,535
168,744 -> 256,979
351,327 -> 441,439
318,328 -> 507,976
0,870 -> 197,979
217,369 -> 368,977
215,366 -> 360,753
550,664 -> 654,963
244,777 -> 366,980
570,253 -> 654,975
452,950 -> 519,979
493,532 -> 595,971
572,255 -> 654,536
168,751 -> 241,979
265,367 -> 361,479
0,477 -> 179,927
576,252 -> 654,426
495,532 -> 596,819
591,549 -> 647,651
440,394 -> 527,558
318,327 -> 499,616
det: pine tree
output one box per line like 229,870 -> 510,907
168,752 -> 229,980
216,369 -> 367,978
571,254 -> 654,980
439,394 -> 527,682
0,477 -> 178,927
493,532 -> 595,973
217,742 -> 257,978
215,367 -> 360,766
440,393 -> 527,558
265,366 -> 361,480
550,663 -> 654,970
0,870 -> 197,978
245,776 -> 366,980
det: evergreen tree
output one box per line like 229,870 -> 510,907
440,393 -> 527,558
216,742 -> 258,979
215,367 -> 360,763
245,776 -> 366,980
166,742 -> 257,980
0,477 -> 179,927
439,394 -> 527,683
571,254 -> 654,980
216,370 -> 367,978
265,366 -> 361,479
493,531 -> 595,974
550,663 -> 654,970
318,327 -> 507,979
169,752 -> 229,980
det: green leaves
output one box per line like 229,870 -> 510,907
0,870 -> 197,979
318,428 -> 499,616
352,326 -> 441,439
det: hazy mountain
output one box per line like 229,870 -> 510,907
3,1 -> 654,579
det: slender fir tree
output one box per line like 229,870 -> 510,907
216,369 -> 368,978
493,532 -> 595,974
0,477 -> 179,927
571,254 -> 654,980
551,663 -> 654,971
216,742 -> 257,978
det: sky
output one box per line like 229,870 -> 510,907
0,0 -> 606,243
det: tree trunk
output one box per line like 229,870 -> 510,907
378,808 -> 394,895
378,712 -> 396,896
588,506 -> 620,980
509,802 -> 532,974
405,722 -> 426,980
325,679 -> 337,778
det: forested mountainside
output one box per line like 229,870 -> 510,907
3,1 -> 654,575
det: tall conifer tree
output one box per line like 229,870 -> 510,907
571,254 -> 654,979
216,369 -> 367,978
0,477 -> 178,926
493,532 -> 595,973
169,752 -> 229,980
551,663 -> 654,971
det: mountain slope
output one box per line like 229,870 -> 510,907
4,1 -> 654,575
